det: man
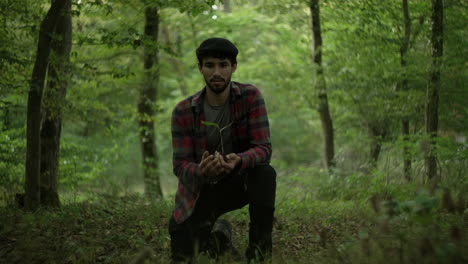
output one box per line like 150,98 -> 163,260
169,37 -> 276,263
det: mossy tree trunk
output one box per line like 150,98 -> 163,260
309,0 -> 335,171
397,0 -> 412,181
425,0 -> 443,182
40,0 -> 72,208
139,6 -> 163,199
25,0 -> 67,210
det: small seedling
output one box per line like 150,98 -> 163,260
201,120 -> 233,155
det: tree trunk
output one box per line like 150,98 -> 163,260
223,0 -> 231,13
139,6 -> 163,199
25,0 -> 67,211
396,0 -> 412,181
187,14 -> 199,50
368,123 -> 387,169
309,0 -> 335,171
2,104 -> 11,130
401,120 -> 411,179
40,0 -> 72,208
425,0 -> 443,181
161,26 -> 188,96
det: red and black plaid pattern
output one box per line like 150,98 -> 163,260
171,82 -> 272,223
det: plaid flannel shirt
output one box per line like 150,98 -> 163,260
171,82 -> 272,223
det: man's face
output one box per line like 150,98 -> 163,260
198,57 -> 237,94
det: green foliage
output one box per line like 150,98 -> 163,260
0,194 -> 173,263
0,0 -> 467,262
435,137 -> 468,193
276,164 -> 417,204
0,128 -> 26,205
271,164 -> 467,263
0,0 -> 45,76
2,174 -> 466,263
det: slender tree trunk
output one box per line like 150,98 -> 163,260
25,0 -> 67,210
401,120 -> 411,179
223,0 -> 231,13
161,26 -> 188,96
309,0 -> 335,171
175,28 -> 182,56
368,123 -> 387,169
396,0 -> 412,181
425,0 -> 443,181
2,104 -> 10,130
139,6 -> 162,199
187,14 -> 198,50
40,0 -> 72,208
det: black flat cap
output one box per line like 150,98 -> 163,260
196,38 -> 238,58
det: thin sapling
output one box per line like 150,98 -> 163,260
201,120 -> 233,156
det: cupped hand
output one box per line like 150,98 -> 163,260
199,151 -> 229,183
219,153 -> 241,172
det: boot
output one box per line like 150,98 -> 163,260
206,219 -> 233,259
245,205 -> 274,263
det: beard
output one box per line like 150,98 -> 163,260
205,76 -> 231,94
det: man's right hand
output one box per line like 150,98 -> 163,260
199,151 -> 227,183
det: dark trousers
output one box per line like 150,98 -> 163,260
169,164 -> 276,262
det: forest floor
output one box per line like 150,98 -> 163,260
0,196 -> 368,264
0,170 -> 467,264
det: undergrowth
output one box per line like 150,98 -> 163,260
0,166 -> 467,264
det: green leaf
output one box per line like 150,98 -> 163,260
201,121 -> 220,129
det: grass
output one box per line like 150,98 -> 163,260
0,167 -> 467,264
0,195 -> 171,264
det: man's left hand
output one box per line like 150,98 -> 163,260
220,153 -> 241,173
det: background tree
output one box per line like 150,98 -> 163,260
139,4 -> 163,199
161,26 -> 188,97
425,0 -> 444,183
396,0 -> 412,180
39,0 -> 72,207
24,0 -> 67,210
309,0 -> 335,171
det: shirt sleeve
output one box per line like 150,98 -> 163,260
171,106 -> 203,191
237,88 -> 272,169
